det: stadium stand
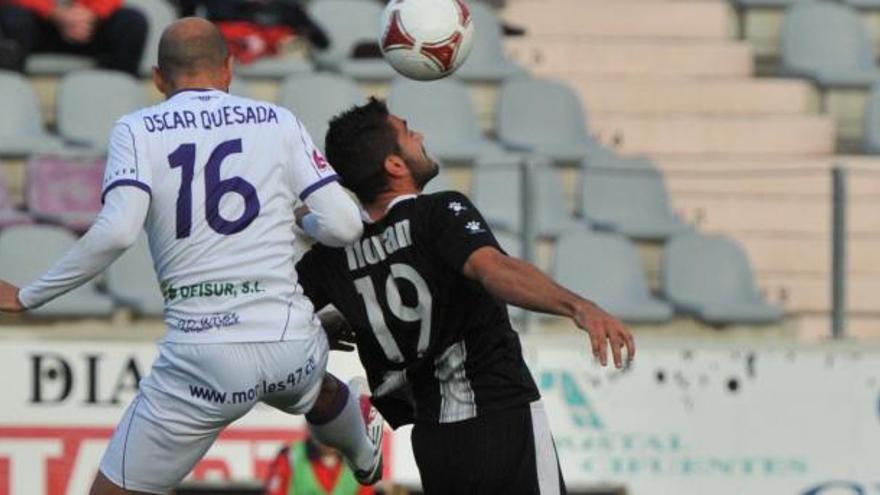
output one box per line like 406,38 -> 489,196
472,158 -> 581,237
663,232 -> 784,326
0,163 -> 31,228
0,224 -> 115,317
56,70 -> 147,151
454,2 -> 525,82
0,70 -> 65,156
387,77 -> 508,163
25,153 -> 104,233
307,0 -> 395,81
277,73 -> 364,150
580,156 -> 691,242
125,0 -> 178,76
105,233 -> 164,317
552,229 -> 674,324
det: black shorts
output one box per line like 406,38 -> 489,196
411,401 -> 566,495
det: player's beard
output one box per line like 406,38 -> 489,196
405,146 -> 439,191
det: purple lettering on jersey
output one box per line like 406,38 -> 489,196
143,115 -> 155,132
204,138 -> 260,235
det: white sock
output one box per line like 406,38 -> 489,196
307,385 -> 375,472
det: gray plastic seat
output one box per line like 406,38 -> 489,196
235,57 -> 315,78
553,229 -> 673,324
781,0 -> 880,88
126,0 -> 177,76
388,78 -> 508,163
278,73 -> 364,150
734,0 -> 793,6
106,233 -> 163,316
844,0 -> 880,9
0,225 -> 115,317
581,156 -> 691,241
0,71 -> 66,156
454,3 -> 525,82
497,78 -> 608,164
472,157 -> 581,237
308,0 -> 396,81
25,54 -> 95,75
57,70 -> 148,151
663,232 -> 783,325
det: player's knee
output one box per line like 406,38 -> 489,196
306,374 -> 348,424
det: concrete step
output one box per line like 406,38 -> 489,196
504,0 -> 734,39
506,39 -> 754,78
590,115 -> 835,155
571,77 -> 817,115
757,273 -> 880,313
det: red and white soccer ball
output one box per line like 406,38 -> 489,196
379,0 -> 475,81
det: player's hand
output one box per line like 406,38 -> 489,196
572,300 -> 635,369
0,280 -> 25,313
294,205 -> 311,230
318,309 -> 356,352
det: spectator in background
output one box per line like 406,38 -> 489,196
265,435 -> 375,495
177,0 -> 329,65
0,0 -> 147,76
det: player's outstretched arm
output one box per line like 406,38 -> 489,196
0,280 -> 25,313
297,183 -> 363,247
462,246 -> 635,368
10,187 -> 149,311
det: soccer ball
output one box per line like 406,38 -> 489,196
379,0 -> 475,81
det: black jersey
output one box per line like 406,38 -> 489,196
296,191 -> 540,427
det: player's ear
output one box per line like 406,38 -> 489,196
152,66 -> 169,97
221,55 -> 234,91
384,154 -> 409,179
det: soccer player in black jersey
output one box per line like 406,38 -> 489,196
294,98 -> 635,495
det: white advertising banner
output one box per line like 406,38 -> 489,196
0,336 -> 878,495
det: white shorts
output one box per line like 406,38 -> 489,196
99,331 -> 329,494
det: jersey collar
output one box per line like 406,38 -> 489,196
362,194 -> 417,225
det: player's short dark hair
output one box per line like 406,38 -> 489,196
157,18 -> 229,83
325,97 -> 398,205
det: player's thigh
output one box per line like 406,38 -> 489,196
99,342 -> 264,493
411,402 -> 565,495
260,330 -> 330,415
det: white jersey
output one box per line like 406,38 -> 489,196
104,89 -> 336,343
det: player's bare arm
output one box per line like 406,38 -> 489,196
462,245 -> 635,369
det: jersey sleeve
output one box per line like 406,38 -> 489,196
423,192 -> 502,272
285,114 -> 340,201
101,120 -> 152,203
295,248 -> 331,310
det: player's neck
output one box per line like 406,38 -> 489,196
365,187 -> 419,222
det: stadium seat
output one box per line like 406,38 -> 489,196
57,70 -> 148,151
552,229 -> 673,324
308,0 -> 396,80
493,229 -> 526,321
781,0 -> 880,88
387,78 -> 508,163
0,70 -> 66,156
454,3 -> 526,82
0,225 -> 115,317
580,156 -> 691,241
733,0 -> 793,6
278,73 -> 364,150
26,153 -> 104,232
105,233 -> 163,316
663,232 -> 784,325
472,157 -> 581,237
863,82 -> 880,153
496,77 -> 611,165
125,0 -> 177,75
229,77 -> 252,98
25,54 -> 95,76
0,163 -> 32,228
234,57 -> 315,78
844,0 -> 880,9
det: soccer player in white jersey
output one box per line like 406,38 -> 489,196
0,18 -> 384,495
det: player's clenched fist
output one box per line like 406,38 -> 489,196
572,300 -> 635,369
